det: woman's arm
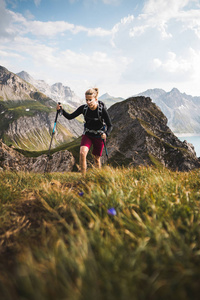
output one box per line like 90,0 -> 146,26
61,105 -> 84,120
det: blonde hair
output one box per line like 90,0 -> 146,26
85,88 -> 99,99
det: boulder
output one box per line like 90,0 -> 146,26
0,140 -> 75,172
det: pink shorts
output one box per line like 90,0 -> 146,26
80,135 -> 105,157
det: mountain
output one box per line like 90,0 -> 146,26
136,88 -> 200,133
0,66 -> 82,150
0,66 -> 51,102
99,93 -> 124,108
104,96 -> 200,171
17,71 -> 84,108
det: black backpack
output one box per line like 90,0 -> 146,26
83,100 -> 106,124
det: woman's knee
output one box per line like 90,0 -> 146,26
80,146 -> 88,158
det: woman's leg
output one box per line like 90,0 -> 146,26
92,137 -> 104,169
93,155 -> 101,169
80,135 -> 92,175
79,146 -> 89,175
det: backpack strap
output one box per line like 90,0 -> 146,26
83,104 -> 88,119
97,101 -> 104,123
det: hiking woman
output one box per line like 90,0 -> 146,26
57,88 -> 112,175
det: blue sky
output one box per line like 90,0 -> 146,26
0,0 -> 200,98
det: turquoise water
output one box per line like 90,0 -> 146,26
177,135 -> 200,158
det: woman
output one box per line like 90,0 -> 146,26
57,88 -> 112,175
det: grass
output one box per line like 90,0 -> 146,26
0,166 -> 200,300
1,99 -> 55,118
0,100 -> 56,142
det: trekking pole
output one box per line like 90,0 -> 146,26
44,102 -> 62,173
103,139 -> 108,160
100,130 -> 108,160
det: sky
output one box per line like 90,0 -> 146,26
0,0 -> 200,98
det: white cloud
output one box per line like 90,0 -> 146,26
142,0 -> 200,39
0,49 -> 22,58
1,8 -> 112,38
143,0 -> 190,18
87,27 -> 111,37
26,20 -> 111,37
129,25 -> 149,37
153,51 -> 192,73
111,15 -> 134,47
0,0 -> 14,37
29,21 -> 75,36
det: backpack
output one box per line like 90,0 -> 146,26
83,100 -> 106,124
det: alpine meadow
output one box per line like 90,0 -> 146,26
1,166 -> 200,300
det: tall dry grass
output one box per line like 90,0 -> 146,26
0,166 -> 200,300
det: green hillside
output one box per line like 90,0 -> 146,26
0,99 -> 55,139
0,99 -> 80,150
0,166 -> 200,299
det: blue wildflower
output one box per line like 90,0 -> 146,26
107,208 -> 117,216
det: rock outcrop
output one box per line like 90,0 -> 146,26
105,96 -> 200,171
0,140 -> 75,172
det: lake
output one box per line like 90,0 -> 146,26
176,134 -> 200,158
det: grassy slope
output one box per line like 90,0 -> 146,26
0,166 -> 200,300
0,99 -> 79,150
15,136 -> 82,157
0,100 -> 55,142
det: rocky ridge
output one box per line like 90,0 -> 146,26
0,140 -> 75,173
105,96 -> 200,171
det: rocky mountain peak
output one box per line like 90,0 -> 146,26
17,70 -> 83,108
16,71 -> 33,83
106,96 -> 200,171
136,88 -> 166,100
170,87 -> 180,94
99,93 -> 112,100
0,66 -> 38,101
137,87 -> 200,133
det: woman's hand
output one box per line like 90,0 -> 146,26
101,133 -> 106,140
56,103 -> 62,111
